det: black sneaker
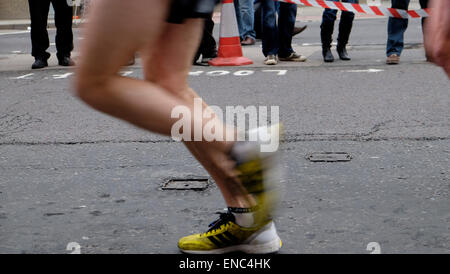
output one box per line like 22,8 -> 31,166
58,56 -> 75,67
194,54 -> 217,66
31,58 -> 48,69
194,57 -> 213,66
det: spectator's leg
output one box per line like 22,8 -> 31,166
386,0 -> 410,57
239,0 -> 256,40
278,2 -> 297,58
234,0 -> 244,40
420,0 -> 429,32
337,0 -> 357,58
320,7 -> 337,51
202,14 -> 218,58
194,20 -> 206,64
419,0 -> 428,27
254,0 -> 262,39
28,0 -> 51,60
419,0 -> 429,59
320,2 -> 337,61
261,0 -> 278,57
51,0 -> 74,60
194,13 -> 217,64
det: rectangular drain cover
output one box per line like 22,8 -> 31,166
307,152 -> 352,162
162,177 -> 209,190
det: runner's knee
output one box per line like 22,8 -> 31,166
144,72 -> 189,96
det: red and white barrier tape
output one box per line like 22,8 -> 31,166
276,0 -> 430,18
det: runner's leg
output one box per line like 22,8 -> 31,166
76,0 -> 253,207
141,20 -> 254,208
76,0 -> 231,149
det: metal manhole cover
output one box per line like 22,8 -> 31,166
162,177 -> 210,190
306,152 -> 352,162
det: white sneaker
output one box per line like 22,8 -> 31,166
264,55 -> 278,65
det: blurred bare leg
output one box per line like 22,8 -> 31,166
141,20 -> 254,208
75,0 -> 253,208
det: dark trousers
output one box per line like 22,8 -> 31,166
321,0 -> 358,50
195,13 -> 217,61
261,0 -> 297,57
386,0 -> 428,56
28,0 -> 74,59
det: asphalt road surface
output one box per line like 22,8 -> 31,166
0,18 -> 449,254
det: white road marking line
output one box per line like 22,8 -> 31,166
189,70 -> 289,76
233,70 -> 254,76
9,69 -> 288,81
0,30 -> 30,36
14,73 -> 34,79
262,69 -> 288,75
301,43 -> 320,46
206,70 -> 230,76
189,71 -> 204,76
346,69 -> 384,73
52,72 -> 73,79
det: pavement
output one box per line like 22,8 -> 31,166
0,10 -> 449,254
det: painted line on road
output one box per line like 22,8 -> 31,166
0,30 -> 30,36
189,70 -> 288,77
346,68 -> 384,73
12,73 -> 34,79
8,69 -> 288,81
262,69 -> 288,75
52,73 -> 74,79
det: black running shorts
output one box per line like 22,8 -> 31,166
167,0 -> 218,24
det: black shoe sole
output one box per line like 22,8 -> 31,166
58,62 -> 75,67
194,62 -> 210,67
31,64 -> 48,69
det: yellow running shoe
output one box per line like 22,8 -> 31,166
178,211 -> 282,254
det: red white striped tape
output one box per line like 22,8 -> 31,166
276,0 -> 430,18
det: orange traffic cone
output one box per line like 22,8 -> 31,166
209,0 -> 253,66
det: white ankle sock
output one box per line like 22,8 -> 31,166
228,207 -> 255,228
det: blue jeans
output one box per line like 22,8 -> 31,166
234,0 -> 256,40
261,0 -> 297,57
387,0 -> 428,56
